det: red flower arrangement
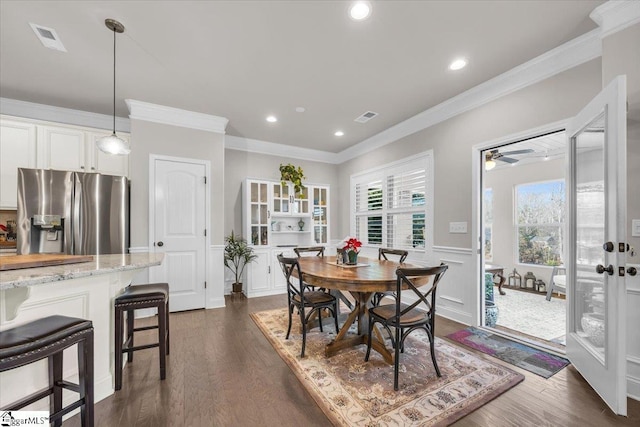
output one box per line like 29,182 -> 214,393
342,237 -> 362,253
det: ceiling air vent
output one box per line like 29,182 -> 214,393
29,23 -> 67,52
354,111 -> 378,123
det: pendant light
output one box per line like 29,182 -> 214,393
96,19 -> 130,155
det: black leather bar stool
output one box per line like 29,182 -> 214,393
114,283 -> 169,391
0,315 -> 94,427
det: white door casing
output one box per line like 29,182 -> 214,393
150,156 -> 208,312
565,75 -> 627,416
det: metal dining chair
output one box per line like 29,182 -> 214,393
277,254 -> 339,357
365,263 -> 448,390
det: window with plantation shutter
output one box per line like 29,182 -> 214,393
350,153 -> 433,252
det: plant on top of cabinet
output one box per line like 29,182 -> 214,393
224,231 -> 258,294
279,163 -> 306,194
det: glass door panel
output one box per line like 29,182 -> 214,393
573,113 -> 605,356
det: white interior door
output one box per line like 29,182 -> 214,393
566,76 -> 627,415
152,158 -> 207,311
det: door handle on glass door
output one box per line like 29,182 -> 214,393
596,264 -> 614,275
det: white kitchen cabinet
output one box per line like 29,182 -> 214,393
39,125 -> 129,176
38,125 -> 86,171
0,119 -> 37,209
86,132 -> 129,177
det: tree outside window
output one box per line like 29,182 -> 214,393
516,180 -> 565,266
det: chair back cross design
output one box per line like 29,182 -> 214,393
365,263 -> 448,390
372,248 -> 410,306
294,246 -> 325,257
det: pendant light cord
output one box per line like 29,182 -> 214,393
112,26 -> 116,135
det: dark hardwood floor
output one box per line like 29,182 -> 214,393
66,295 -> 639,426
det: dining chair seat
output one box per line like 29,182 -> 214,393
293,291 -> 335,305
369,304 -> 427,325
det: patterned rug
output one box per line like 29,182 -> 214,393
446,327 -> 570,379
251,308 -> 524,426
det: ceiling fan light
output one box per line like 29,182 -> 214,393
96,133 -> 130,155
485,159 -> 496,171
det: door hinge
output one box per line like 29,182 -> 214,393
204,229 -> 207,236
204,176 -> 207,184
204,281 -> 207,289
268,266 -> 271,274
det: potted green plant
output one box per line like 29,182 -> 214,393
279,163 -> 306,194
224,231 -> 258,295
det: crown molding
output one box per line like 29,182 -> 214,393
590,0 -> 640,38
0,97 -> 130,132
337,28 -> 602,163
225,134 -> 338,164
125,99 -> 228,134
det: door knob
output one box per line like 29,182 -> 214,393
157,241 -> 164,247
602,242 -> 614,252
596,264 -> 614,275
628,267 -> 637,276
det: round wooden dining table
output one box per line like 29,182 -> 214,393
295,255 -> 428,364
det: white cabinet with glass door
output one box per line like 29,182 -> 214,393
311,185 -> 330,244
271,182 -> 310,216
269,181 -> 312,247
243,179 -> 270,247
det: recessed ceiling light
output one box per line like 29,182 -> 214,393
295,107 -> 306,113
266,115 -> 277,123
334,131 -> 344,137
349,1 -> 371,21
449,58 -> 467,71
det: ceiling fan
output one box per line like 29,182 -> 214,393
485,148 -> 534,170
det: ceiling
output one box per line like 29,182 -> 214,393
0,1 -> 605,153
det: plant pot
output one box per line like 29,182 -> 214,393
232,282 -> 243,294
346,251 -> 358,265
485,301 -> 499,327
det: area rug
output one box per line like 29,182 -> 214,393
251,308 -> 524,426
446,327 -> 569,379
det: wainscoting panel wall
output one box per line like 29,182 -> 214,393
432,246 -> 475,326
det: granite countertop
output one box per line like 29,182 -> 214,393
0,253 -> 164,290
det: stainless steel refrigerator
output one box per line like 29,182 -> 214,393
17,168 -> 129,255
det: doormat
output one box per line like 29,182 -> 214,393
252,308 -> 524,426
446,327 -> 569,378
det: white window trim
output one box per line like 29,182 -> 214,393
350,151 -> 434,256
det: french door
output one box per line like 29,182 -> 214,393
566,75 -> 627,415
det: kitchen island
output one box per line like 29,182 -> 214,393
0,252 -> 164,411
